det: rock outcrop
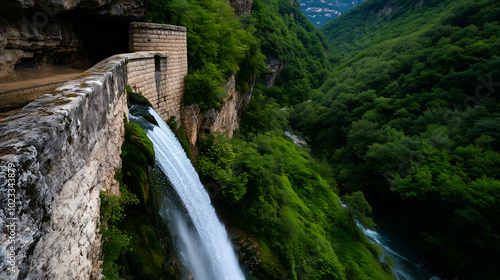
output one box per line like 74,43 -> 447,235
0,54 -> 130,280
0,0 -> 145,18
230,0 -> 254,15
0,14 -> 80,80
257,56 -> 287,87
182,75 -> 254,147
0,0 -> 145,81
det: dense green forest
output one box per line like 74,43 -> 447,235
137,0 -> 500,279
197,85 -> 395,279
143,0 -> 396,279
146,0 -> 330,108
249,0 -> 331,104
292,0 -> 500,278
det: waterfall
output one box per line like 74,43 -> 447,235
129,106 -> 245,280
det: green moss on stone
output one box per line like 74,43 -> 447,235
124,122 -> 155,165
120,209 -> 168,279
134,111 -> 158,126
121,142 -> 149,204
117,85 -> 182,279
126,85 -> 153,108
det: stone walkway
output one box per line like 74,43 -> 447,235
0,67 -> 83,91
0,67 -> 84,121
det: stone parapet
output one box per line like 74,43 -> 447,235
0,22 -> 189,280
0,54 -> 132,280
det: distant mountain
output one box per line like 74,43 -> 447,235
299,0 -> 364,27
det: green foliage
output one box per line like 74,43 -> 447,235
146,0 -> 329,110
343,191 -> 376,229
146,0 -> 267,111
197,136 -> 249,203
211,132 -> 394,279
293,0 -> 500,277
239,84 -> 289,135
100,170 -> 139,280
183,63 -> 225,111
251,0 -> 331,105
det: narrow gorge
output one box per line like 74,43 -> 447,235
3,0 -> 491,279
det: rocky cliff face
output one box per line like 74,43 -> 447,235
177,0 -> 255,147
0,13 -> 80,80
182,75 -> 254,147
0,0 -> 145,81
0,55 -> 130,280
230,0 -> 254,15
257,56 -> 287,87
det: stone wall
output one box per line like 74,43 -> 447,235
0,21 -> 190,279
0,54 -> 134,280
0,37 -> 190,277
129,22 -> 188,122
127,52 -> 180,120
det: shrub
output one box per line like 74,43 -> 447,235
100,170 -> 139,280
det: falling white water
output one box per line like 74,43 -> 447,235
130,106 -> 245,280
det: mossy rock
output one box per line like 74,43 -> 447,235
126,85 -> 153,108
121,145 -> 149,205
120,209 -> 168,279
165,259 -> 182,280
125,122 -> 155,165
118,183 -> 178,280
122,123 -> 155,205
135,111 -> 158,126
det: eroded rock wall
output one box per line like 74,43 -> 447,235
230,0 -> 254,15
0,0 -> 145,81
257,56 -> 287,87
182,75 -> 254,147
0,54 -> 131,280
0,13 -> 80,80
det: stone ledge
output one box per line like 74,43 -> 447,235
0,81 -> 65,112
130,22 -> 187,32
126,51 -> 168,61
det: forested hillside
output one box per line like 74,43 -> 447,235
146,0 -> 330,109
293,0 -> 500,278
250,0 -> 331,104
144,0 -> 396,279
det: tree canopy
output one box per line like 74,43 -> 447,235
293,0 -> 500,277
